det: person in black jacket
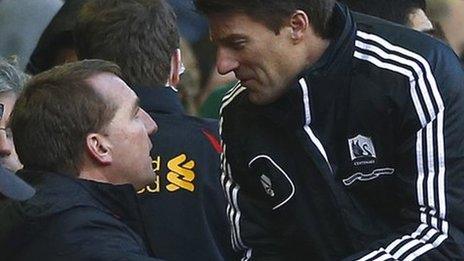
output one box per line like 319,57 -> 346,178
0,60 -> 161,260
74,1 -> 236,260
195,0 -> 464,260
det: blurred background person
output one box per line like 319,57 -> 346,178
26,0 -> 85,75
166,0 -> 237,111
0,56 -> 34,201
427,0 -> 464,62
339,0 -> 434,32
28,0 -> 203,115
0,0 -> 63,70
0,56 -> 27,172
22,0 -> 235,117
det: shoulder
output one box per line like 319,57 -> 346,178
48,206 -> 131,236
45,206 -> 146,255
353,13 -> 459,70
353,14 -> 463,95
185,115 -> 219,133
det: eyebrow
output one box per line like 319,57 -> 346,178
213,33 -> 247,44
0,104 -> 4,120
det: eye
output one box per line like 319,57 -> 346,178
233,40 -> 246,50
227,39 -> 247,50
133,107 -> 141,119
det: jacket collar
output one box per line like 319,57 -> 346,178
255,3 -> 356,130
131,85 -> 185,115
16,170 -> 152,255
297,3 -> 356,78
18,170 -> 140,223
78,178 -> 141,222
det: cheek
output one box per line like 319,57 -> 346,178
129,125 -> 150,148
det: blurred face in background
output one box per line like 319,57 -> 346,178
0,91 -> 22,171
427,0 -> 464,56
408,8 -> 434,32
440,0 -> 464,56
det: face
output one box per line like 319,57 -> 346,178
442,0 -> 464,56
0,91 -> 22,172
408,8 -> 433,32
88,73 -> 157,190
210,13 -> 305,105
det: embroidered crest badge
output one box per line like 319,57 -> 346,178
348,135 -> 376,161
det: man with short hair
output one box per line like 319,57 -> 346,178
0,60 -> 160,260
75,1 -> 235,260
195,0 -> 464,259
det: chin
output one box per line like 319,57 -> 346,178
132,182 -> 145,191
0,159 -> 23,172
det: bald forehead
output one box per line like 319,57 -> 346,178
86,72 -> 133,102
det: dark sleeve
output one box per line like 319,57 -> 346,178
220,86 -> 287,261
47,207 -> 163,261
351,39 -> 464,260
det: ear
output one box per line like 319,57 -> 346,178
289,10 -> 309,44
168,48 -> 182,87
85,133 -> 112,166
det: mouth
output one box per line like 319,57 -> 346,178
240,78 -> 253,87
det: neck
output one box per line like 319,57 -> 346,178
305,35 -> 331,67
78,169 -> 111,184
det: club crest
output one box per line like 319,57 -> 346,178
348,135 -> 376,161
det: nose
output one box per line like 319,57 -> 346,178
216,47 -> 239,75
0,129 -> 12,157
141,109 -> 158,135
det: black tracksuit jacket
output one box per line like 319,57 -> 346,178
219,4 -> 464,261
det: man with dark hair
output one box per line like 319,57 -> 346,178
195,0 -> 464,260
339,0 -> 433,32
76,0 -> 180,87
0,60 -> 160,260
74,1 -> 235,260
